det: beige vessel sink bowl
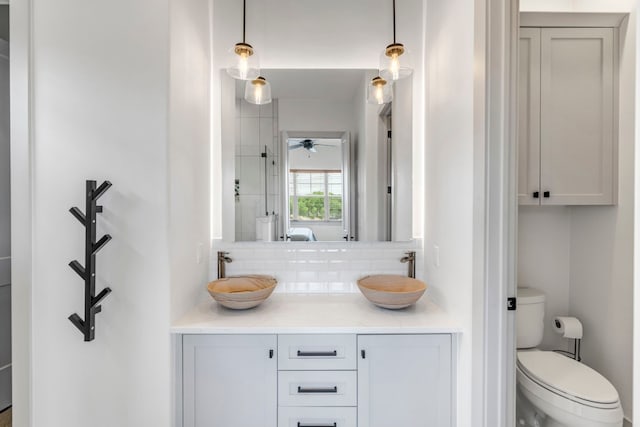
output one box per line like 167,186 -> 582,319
357,274 -> 427,309
207,275 -> 277,309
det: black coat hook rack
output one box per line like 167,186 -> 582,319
68,179 -> 113,342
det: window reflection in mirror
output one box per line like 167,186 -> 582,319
225,69 -> 412,242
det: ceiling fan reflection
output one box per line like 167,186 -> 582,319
288,139 -> 337,153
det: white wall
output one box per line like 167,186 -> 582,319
423,1 -> 477,426
518,207 -> 571,351
391,78 -> 413,241
519,2 -> 636,423
15,0 -> 174,426
567,11 -> 635,422
169,0 -> 212,324
278,99 -> 355,135
521,0 -> 632,13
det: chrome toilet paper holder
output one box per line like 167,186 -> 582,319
554,318 -> 582,362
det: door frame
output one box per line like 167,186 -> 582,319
281,130 -> 351,242
479,0 -> 519,426
9,0 -> 33,426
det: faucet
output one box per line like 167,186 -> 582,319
400,251 -> 416,278
217,251 -> 233,279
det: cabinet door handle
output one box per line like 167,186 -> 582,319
543,191 -> 550,198
533,191 -> 539,198
297,350 -> 337,357
269,349 -> 274,359
298,423 -> 336,427
297,386 -> 338,393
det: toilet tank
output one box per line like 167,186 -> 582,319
517,287 -> 546,349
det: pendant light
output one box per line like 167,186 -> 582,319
379,0 -> 413,81
245,76 -> 272,105
227,0 -> 260,80
367,76 -> 392,105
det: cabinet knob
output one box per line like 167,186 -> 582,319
543,191 -> 550,198
533,191 -> 539,198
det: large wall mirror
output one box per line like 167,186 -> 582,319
221,69 -> 414,242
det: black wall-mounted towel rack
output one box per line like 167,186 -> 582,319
68,179 -> 112,342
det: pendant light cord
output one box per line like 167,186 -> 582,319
243,0 -> 247,43
392,0 -> 396,44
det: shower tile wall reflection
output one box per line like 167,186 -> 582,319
235,99 -> 280,241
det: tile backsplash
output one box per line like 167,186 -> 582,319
211,240 -> 423,293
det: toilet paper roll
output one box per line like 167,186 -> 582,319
553,316 -> 583,339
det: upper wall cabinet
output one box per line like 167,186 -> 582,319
518,27 -> 617,205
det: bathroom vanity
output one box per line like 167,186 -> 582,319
173,294 -> 460,427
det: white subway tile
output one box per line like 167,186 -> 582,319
259,102 -> 273,118
240,117 -> 259,147
241,99 -> 259,117
297,271 -> 318,282
210,241 -> 419,293
259,118 -> 274,147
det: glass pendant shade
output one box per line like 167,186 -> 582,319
245,76 -> 272,105
367,76 -> 392,105
379,43 -> 413,81
227,42 -> 260,81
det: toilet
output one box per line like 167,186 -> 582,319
516,287 -> 623,427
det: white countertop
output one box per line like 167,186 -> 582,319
171,293 -> 462,334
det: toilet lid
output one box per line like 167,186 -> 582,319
517,351 -> 619,406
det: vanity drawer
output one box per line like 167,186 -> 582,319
278,334 -> 356,370
278,407 -> 356,427
278,371 -> 357,407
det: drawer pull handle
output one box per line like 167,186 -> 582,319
297,386 -> 338,393
297,423 -> 337,427
297,350 -> 338,357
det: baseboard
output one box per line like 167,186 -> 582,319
624,417 -> 632,427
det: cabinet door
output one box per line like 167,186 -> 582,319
540,28 -> 615,205
518,28 -> 542,205
183,335 -> 277,427
357,334 -> 452,427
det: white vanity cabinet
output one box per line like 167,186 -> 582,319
182,335 -> 278,427
518,27 -> 616,205
357,335 -> 452,427
179,333 -> 453,427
